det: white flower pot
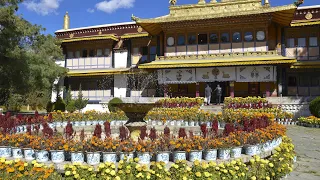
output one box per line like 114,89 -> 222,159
36,150 -> 49,163
218,149 -> 230,160
189,150 -> 202,162
12,147 -> 23,159
71,152 -> 84,163
137,152 -> 151,164
119,152 -> 134,161
0,146 -> 11,158
244,145 -> 258,156
86,152 -> 101,165
231,147 -> 242,158
102,152 -> 117,163
80,121 -> 86,126
156,151 -> 170,164
173,151 -> 186,161
23,148 -> 35,160
50,150 -> 65,163
204,149 -> 217,161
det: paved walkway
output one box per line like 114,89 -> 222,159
287,126 -> 320,180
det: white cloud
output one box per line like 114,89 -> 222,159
23,0 -> 62,16
96,0 -> 135,14
87,8 -> 95,13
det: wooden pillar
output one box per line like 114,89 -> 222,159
230,81 -> 235,98
196,83 -> 200,97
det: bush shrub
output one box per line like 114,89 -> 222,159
108,97 -> 123,112
66,100 -> 77,113
54,97 -> 66,112
46,101 -> 54,112
309,96 -> 320,117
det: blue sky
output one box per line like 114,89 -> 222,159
17,0 -> 317,35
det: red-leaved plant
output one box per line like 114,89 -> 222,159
104,121 -> 111,138
200,123 -> 207,138
164,126 -> 170,137
93,124 -> 102,139
119,125 -> 129,141
149,127 -> 157,141
178,128 -> 187,138
140,126 -> 147,140
65,121 -> 74,140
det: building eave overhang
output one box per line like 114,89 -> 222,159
67,68 -> 149,77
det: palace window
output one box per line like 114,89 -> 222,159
256,31 -> 266,41
177,35 -> 185,46
221,33 -> 230,43
244,32 -> 253,42
82,49 -> 88,57
309,37 -> 318,47
297,38 -> 306,47
104,49 -> 110,57
97,49 -> 103,57
167,37 -> 175,47
142,46 -> 148,55
288,76 -> 297,86
133,48 -> 140,55
67,51 -> 73,58
311,77 -> 319,86
287,38 -> 295,48
89,50 -> 95,57
75,51 -> 80,58
198,33 -> 208,44
209,33 -> 219,43
232,32 -> 242,42
188,34 -> 196,45
299,76 -> 310,87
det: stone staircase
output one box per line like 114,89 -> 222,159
200,105 -> 223,113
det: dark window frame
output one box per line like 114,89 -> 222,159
220,32 -> 230,43
209,33 -> 219,44
198,33 -> 208,45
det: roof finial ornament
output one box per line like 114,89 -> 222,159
198,0 -> 206,4
210,0 -> 217,3
294,0 -> 304,7
63,11 -> 70,30
169,0 -> 177,6
131,14 -> 139,21
264,0 -> 270,7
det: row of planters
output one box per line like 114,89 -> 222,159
0,136 -> 295,180
297,116 -> 320,128
156,97 -> 204,108
0,122 -> 285,165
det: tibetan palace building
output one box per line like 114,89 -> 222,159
54,0 -> 320,111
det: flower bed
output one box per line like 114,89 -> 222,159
0,136 -> 295,180
297,116 -> 320,128
156,97 -> 204,108
224,97 -> 270,109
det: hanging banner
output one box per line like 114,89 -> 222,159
236,66 -> 276,82
160,69 -> 196,84
195,67 -> 236,82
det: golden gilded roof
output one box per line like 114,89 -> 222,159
67,68 -> 148,77
132,0 -> 297,35
291,61 -> 320,69
138,51 -> 296,69
120,32 -> 149,39
291,20 -> 320,27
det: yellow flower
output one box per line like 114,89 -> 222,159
235,166 -> 239,170
88,168 -> 93,172
110,170 -> 116,176
266,176 -> 270,180
65,171 -> 71,176
0,158 -> 5,163
72,170 -> 77,175
269,163 -> 274,167
74,174 -> 80,178
24,163 -> 28,167
105,169 -> 111,173
115,176 -> 121,180
99,164 -> 105,169
251,176 -> 256,180
204,172 -> 211,177
183,177 -> 187,180
195,172 -> 201,177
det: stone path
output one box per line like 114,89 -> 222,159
286,126 -> 320,180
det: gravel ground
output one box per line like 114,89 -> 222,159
286,126 -> 320,180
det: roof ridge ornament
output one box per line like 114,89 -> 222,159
169,0 -> 177,6
294,0 -> 304,7
198,0 -> 206,4
264,0 -> 270,7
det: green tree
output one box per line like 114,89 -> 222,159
65,86 -> 76,113
74,84 -> 88,112
0,0 -> 66,106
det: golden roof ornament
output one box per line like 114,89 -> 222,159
210,0 -> 217,3
169,0 -> 176,6
198,0 -> 206,4
63,11 -> 70,30
305,12 -> 313,20
264,0 -> 270,7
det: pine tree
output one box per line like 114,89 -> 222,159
74,84 -> 88,112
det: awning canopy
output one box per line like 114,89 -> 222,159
62,34 -> 118,43
67,68 -> 138,77
291,61 -> 320,69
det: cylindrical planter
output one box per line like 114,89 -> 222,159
55,122 -> 62,127
99,120 -> 104,125
156,151 -> 170,164
115,121 -> 121,126
157,121 -> 162,125
12,147 -> 23,159
218,149 -> 230,160
92,121 -> 98,126
176,121 -> 182,126
173,151 -> 186,162
184,121 -> 189,127
206,122 -> 211,127
231,147 -> 242,158
102,152 -> 117,163
80,121 -> 86,126
74,121 -> 80,127
50,150 -> 65,163
110,121 -> 116,126
244,145 -> 258,156
35,150 -> 49,163
219,122 -> 226,129
86,121 -> 92,126
189,150 -> 202,162
204,149 -> 217,161
151,121 -> 157,126
136,152 -> 151,164
189,121 -> 195,126
23,148 -> 35,160
71,152 -> 84,163
170,121 -> 175,126
119,152 -> 134,161
62,122 -> 68,127
0,146 -> 11,158
86,152 -> 101,165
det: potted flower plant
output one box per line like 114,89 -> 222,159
203,138 -> 218,161
83,136 -> 103,165
155,135 -> 171,164
135,139 -> 156,164
50,136 -> 66,163
170,137 -> 187,161
66,140 -> 85,163
188,136 -> 204,162
102,137 -> 119,163
118,139 -> 135,161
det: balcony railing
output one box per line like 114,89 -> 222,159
72,90 -> 112,101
